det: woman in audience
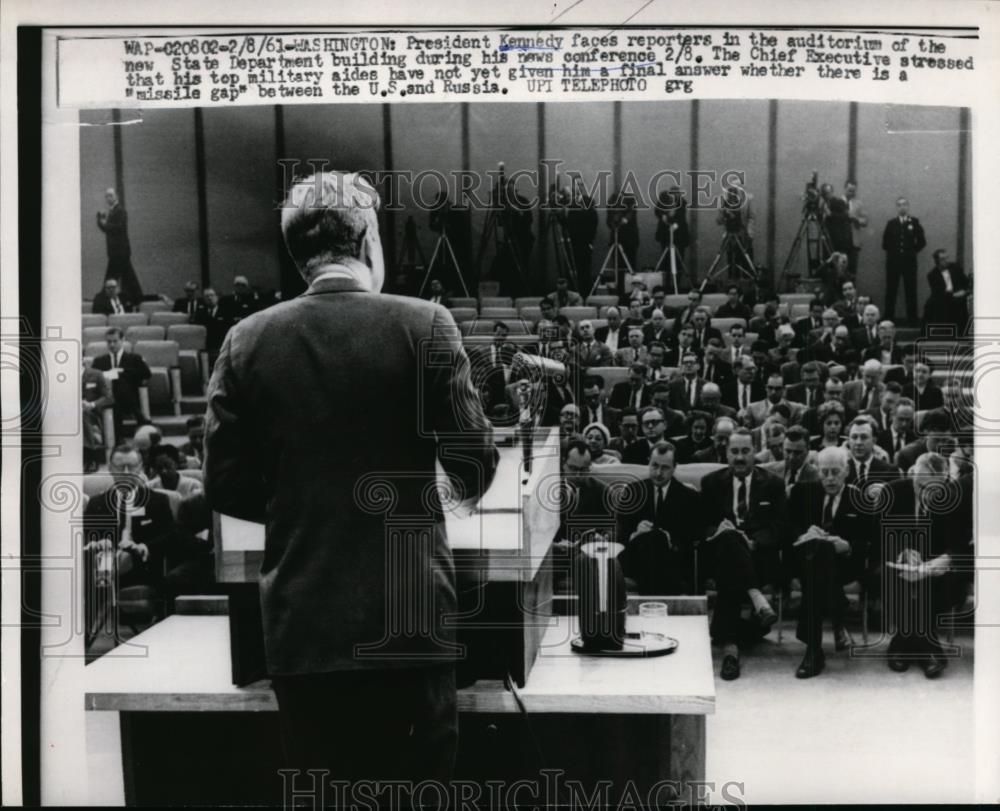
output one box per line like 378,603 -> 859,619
583,423 -> 621,465
673,410 -> 713,464
811,400 -> 846,451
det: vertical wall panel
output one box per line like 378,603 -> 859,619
118,109 -> 200,299
621,99 -> 693,275
201,106 -> 279,293
855,105 -> 962,318
78,110 -> 117,297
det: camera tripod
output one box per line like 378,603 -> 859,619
653,221 -> 684,294
590,224 -> 634,298
700,229 -> 757,292
540,199 -> 579,290
778,207 -> 833,292
475,167 -> 531,295
418,217 -> 470,298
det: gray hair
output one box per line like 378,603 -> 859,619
816,445 -> 849,470
281,172 -> 381,278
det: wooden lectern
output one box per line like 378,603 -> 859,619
214,426 -> 561,686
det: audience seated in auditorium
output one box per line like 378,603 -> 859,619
877,397 -> 917,462
91,277 -> 134,315
617,441 -> 704,595
754,420 -> 787,464
788,445 -> 875,678
147,445 -> 203,498
91,327 -> 151,440
672,409 -> 712,464
743,372 -> 805,429
844,359 -> 885,413
609,364 -> 653,411
851,303 -> 881,351
715,285 -> 752,321
845,416 -> 899,488
575,320 -> 614,367
722,358 -> 763,412
901,358 -> 944,411
423,278 -> 451,307
82,361 -> 114,473
551,276 -> 583,308
700,428 -> 788,681
672,289 -> 703,334
786,361 -> 825,410
865,382 -> 902,435
219,275 -> 261,324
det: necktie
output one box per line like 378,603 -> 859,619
895,432 -> 903,453
863,385 -> 873,409
114,352 -> 121,369
113,298 -> 122,314
736,476 -> 748,525
741,384 -> 749,410
654,485 -> 662,515
822,495 -> 834,530
787,465 -> 799,491
686,380 -> 694,406
633,388 -> 641,410
856,460 -> 867,487
188,300 -> 195,316
805,388 -> 812,408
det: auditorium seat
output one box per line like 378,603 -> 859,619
448,307 -> 478,323
723,332 -> 758,349
125,325 -> 166,344
780,293 -> 814,307
519,306 -> 542,324
448,297 -> 478,310
789,303 -> 811,320
710,317 -> 748,335
752,302 -> 790,318
560,306 -> 598,322
590,319 -> 608,331
82,314 -> 108,328
633,271 -> 662,291
139,301 -> 170,316
84,340 -> 131,360
477,281 -> 501,298
480,296 -> 513,309
701,293 -> 726,312
166,324 -> 209,394
663,294 -> 689,311
586,295 -> 618,309
480,307 -> 518,319
150,312 -> 190,328
109,313 -> 149,330
589,366 -> 630,390
133,340 -> 182,418
83,326 -> 110,346
514,297 -> 542,310
469,319 -> 530,336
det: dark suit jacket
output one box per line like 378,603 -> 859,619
877,427 -> 917,461
788,481 -> 876,576
850,326 -> 880,353
91,290 -> 135,315
91,351 -> 151,411
642,325 -> 671,347
701,359 -> 733,386
616,478 -> 704,594
219,294 -> 260,325
673,436 -> 712,464
700,467 -> 789,550
83,485 -> 175,580
879,477 -> 964,566
668,376 -> 706,412
692,445 -> 728,465
559,476 -> 614,544
863,344 -> 904,365
97,203 -> 131,261
690,326 -> 723,352
195,306 -> 232,353
785,382 -> 823,409
609,381 -> 653,411
621,439 -> 661,465
594,325 -> 625,348
173,297 -> 204,318
720,378 -> 764,410
881,216 -> 927,264
844,455 -> 899,487
714,302 -> 751,320
901,383 -> 944,412
204,276 -> 499,675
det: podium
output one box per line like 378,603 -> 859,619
214,426 -> 562,686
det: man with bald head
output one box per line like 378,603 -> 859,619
851,303 -> 882,351
614,326 -> 649,367
864,320 -> 902,366
845,358 -> 885,413
594,306 -> 624,352
697,382 -> 737,421
788,445 -> 875,677
205,171 -> 498,782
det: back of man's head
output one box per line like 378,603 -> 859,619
281,172 -> 382,285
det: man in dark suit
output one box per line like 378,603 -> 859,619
196,287 -> 232,364
608,408 -> 640,456
876,397 -> 917,461
554,440 -> 614,593
468,321 -> 518,410
594,306 -> 625,354
865,382 -> 902,435
850,303 -> 882,353
663,325 -> 698,369
793,300 -> 826,348
788,446 -> 876,677
761,426 -> 820,496
689,308 -> 723,353
877,453 -> 966,677
204,171 -> 499,783
579,376 -> 618,435
91,277 -> 134,316
894,408 -> 954,474
786,361 -> 825,411
902,359 -> 944,412
844,359 -> 886,414
609,364 -> 653,411
885,344 -> 916,387
672,289 -> 703,335
924,248 -> 971,335
692,416 -> 736,464
622,406 -> 671,465
83,442 -> 177,610
172,281 -> 203,320
696,384 -> 737,423
881,197 -> 927,324
617,441 -> 704,594
722,358 -> 764,412
714,285 -> 752,321
96,187 -> 143,303
642,309 -> 671,348
700,429 -> 789,680
575,320 -> 615,368
844,417 -> 899,489
701,339 -> 733,386
219,275 -> 261,325
863,320 -> 903,367
91,327 -> 151,439
668,352 -> 706,413
649,389 -> 688,437
567,185 -> 599,294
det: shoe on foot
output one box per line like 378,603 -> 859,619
922,655 -> 947,679
754,605 -> 778,629
888,656 -> 909,673
834,625 -> 854,652
720,654 -> 741,681
795,648 -> 826,679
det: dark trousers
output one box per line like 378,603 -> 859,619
885,257 -> 918,323
702,532 -> 780,646
847,246 -> 860,279
882,571 -> 954,658
271,666 -> 458,791
571,241 -> 593,295
794,540 -> 854,649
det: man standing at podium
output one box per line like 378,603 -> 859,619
204,171 -> 498,788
